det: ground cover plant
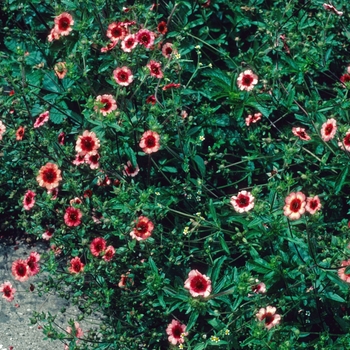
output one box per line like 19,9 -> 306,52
1,0 -> 350,349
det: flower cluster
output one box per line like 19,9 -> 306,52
23,190 -> 36,210
283,192 -> 321,220
48,12 -> 74,42
130,216 -> 154,241
73,130 -> 101,169
90,237 -> 115,261
12,252 -> 41,282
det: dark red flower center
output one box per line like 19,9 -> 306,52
69,212 -> 78,221
3,286 -> 11,296
117,71 -> 128,82
126,38 -> 135,47
325,124 -> 333,135
111,27 -> 123,38
59,17 -> 70,30
151,65 -> 160,75
145,135 -> 156,148
237,194 -> 249,208
136,221 -> 148,235
25,195 -> 33,204
242,74 -> 253,86
165,47 -> 173,55
81,136 -> 95,151
16,263 -> 27,277
140,34 -> 150,44
101,99 -> 111,111
344,134 -> 350,146
73,262 -> 81,272
94,242 -> 104,252
309,200 -> 318,210
172,325 -> 183,338
190,275 -> 208,292
290,198 -> 301,212
263,313 -> 274,325
297,131 -> 307,139
43,168 -> 57,183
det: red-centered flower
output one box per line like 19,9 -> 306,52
166,320 -> 188,345
162,43 -> 176,59
0,281 -> 16,302
139,130 -> 160,154
338,130 -> 350,152
23,190 -> 36,211
12,259 -> 30,282
184,270 -> 212,298
16,126 -> 25,141
121,34 -> 138,53
90,237 -> 107,257
292,127 -> 311,141
251,282 -> 266,294
106,22 -> 126,42
97,174 -> 111,186
64,207 -> 82,227
69,197 -> 82,206
130,216 -> 154,241
147,60 -> 163,79
95,94 -> 117,116
123,161 -> 140,177
136,29 -> 155,49
27,252 -> 41,276
230,190 -> 255,213
34,111 -> 50,128
338,260 -> 350,283
256,306 -> 281,330
68,257 -> 84,274
162,83 -> 181,91
237,70 -> 258,91
320,118 -> 337,141
113,66 -> 134,86
103,245 -> 115,262
75,130 -> 100,156
47,187 -> 59,200
67,321 -> 84,338
37,163 -> 62,190
118,274 -> 128,288
283,191 -> 306,220
58,132 -> 65,145
54,62 -> 67,79
146,95 -> 157,105
245,112 -> 262,126
340,74 -> 350,86
42,229 -> 54,240
323,3 -> 343,16
83,189 -> 93,198
73,153 -> 85,166
305,195 -> 322,215
100,41 -> 117,53
48,28 -> 60,42
85,151 -> 100,169
157,21 -> 168,35
54,12 -> 74,36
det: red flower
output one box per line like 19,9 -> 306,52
85,151 -> 100,169
320,118 -> 337,142
237,70 -> 258,91
54,12 -> 74,36
75,130 -> 100,156
146,95 -> 157,105
162,43 -> 176,59
292,127 -> 311,141
90,237 -> 107,257
147,60 -> 163,79
157,21 -> 168,35
251,282 -> 266,294
16,126 -> 25,140
95,94 -> 117,116
305,195 -> 322,215
184,270 -> 212,298
12,259 -> 30,282
64,207 -> 83,227
130,216 -> 154,241
36,162 -> 62,190
338,260 -> 350,283
48,28 -> 60,42
139,130 -> 160,154
101,41 -> 117,53
338,130 -> 350,152
106,22 -> 126,42
68,257 -> 84,274
340,74 -> 350,86
123,161 -> 140,177
283,192 -> 306,220
34,111 -> 50,128
103,245 -> 115,262
42,229 -> 54,240
47,187 -> 59,200
113,66 -> 134,86
230,191 -> 255,213
0,281 -> 16,302
27,252 -> 40,276
73,153 -> 85,166
69,197 -> 82,206
83,189 -> 93,198
166,320 -> 188,345
54,62 -> 67,79
121,34 -> 138,53
23,190 -> 36,211
162,83 -> 181,91
136,29 -> 155,49
256,306 -> 281,330
245,112 -> 262,126
58,132 -> 65,145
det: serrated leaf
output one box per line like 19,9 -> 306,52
43,72 -> 62,93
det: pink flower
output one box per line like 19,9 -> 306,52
34,111 -> 50,128
251,282 -> 266,294
245,112 -> 262,126
123,161 -> 140,177
256,306 -> 281,330
103,245 -> 115,262
67,321 -> 84,338
136,29 -> 155,49
95,94 -> 117,116
47,187 -> 59,200
75,130 -> 100,156
58,132 -> 65,145
166,320 -> 188,345
321,118 -> 337,141
100,41 -> 117,53
27,252 -> 40,276
90,237 -> 107,257
64,207 -> 82,227
48,28 -> 60,42
146,95 -> 157,105
340,74 -> 350,86
147,60 -> 163,79
184,270 -> 212,298
0,281 -> 16,302
292,127 -> 311,141
0,121 -> 5,139
54,13 -> 74,36
121,34 -> 138,52
85,151 -> 100,169
230,191 -> 255,213
283,192 -> 306,220
113,66 -> 134,86
305,195 -> 321,215
42,229 -> 54,240
338,260 -> 350,283
323,3 -> 343,16
54,62 -> 67,79
237,70 -> 258,91
130,216 -> 154,241
139,130 -> 160,154
16,126 -> 25,141
162,83 -> 181,91
106,22 -> 126,42
162,43 -> 177,59
23,190 -> 36,211
69,197 -> 82,206
36,163 -> 62,190
68,257 -> 84,274
72,153 -> 85,166
12,259 -> 30,282
338,130 -> 350,151
157,21 -> 168,35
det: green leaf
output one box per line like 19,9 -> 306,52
148,257 -> 158,275
334,166 -> 349,195
186,311 -> 199,332
162,166 -> 177,173
43,72 -> 62,93
210,255 -> 227,285
219,235 -> 230,255
325,292 -> 345,303
193,155 -> 205,177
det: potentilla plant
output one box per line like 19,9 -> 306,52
2,0 -> 350,349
